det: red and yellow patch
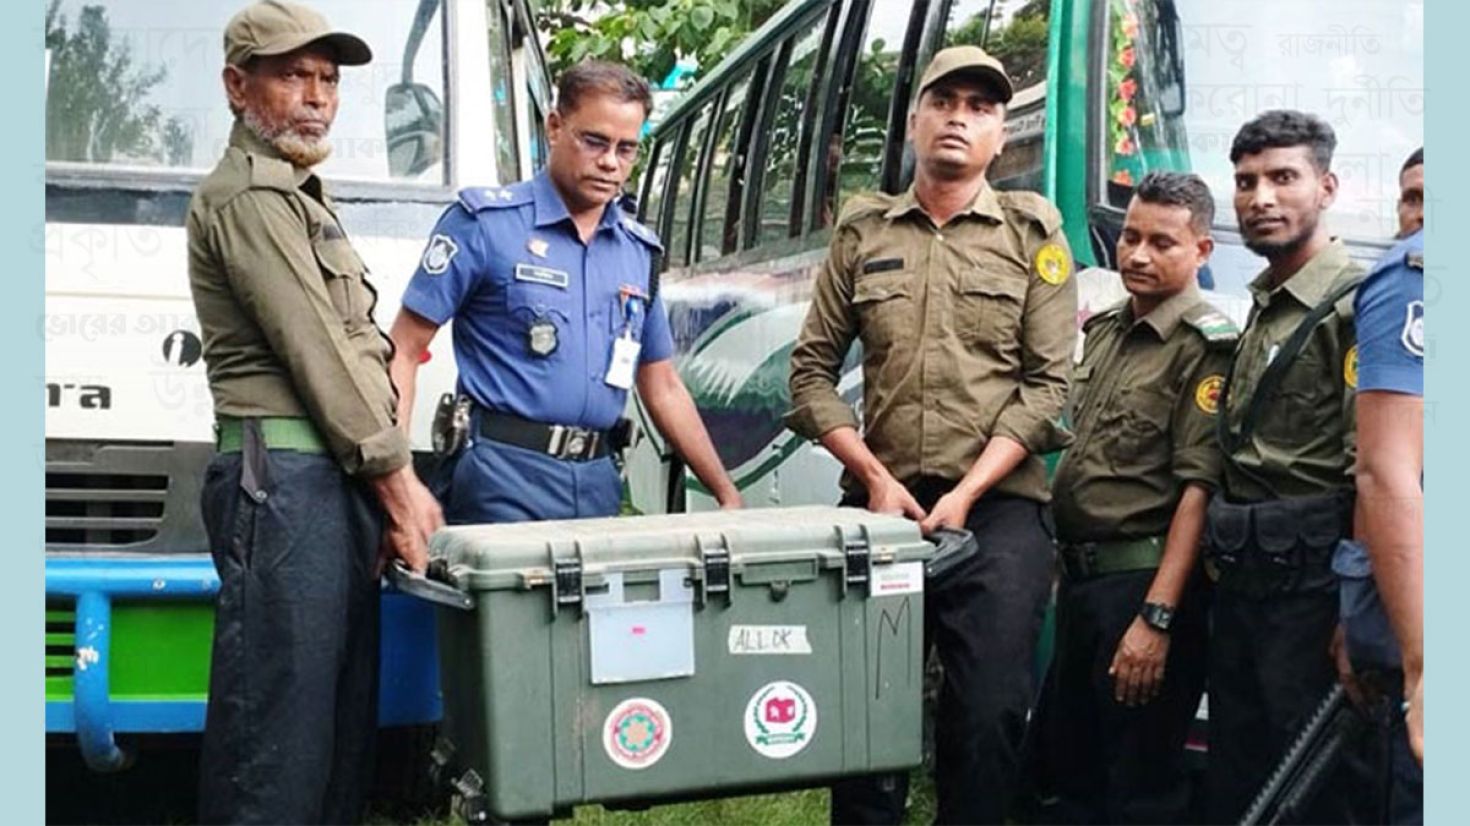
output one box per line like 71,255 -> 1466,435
1195,374 -> 1225,415
1344,345 -> 1358,389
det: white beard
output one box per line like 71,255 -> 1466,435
242,109 -> 333,168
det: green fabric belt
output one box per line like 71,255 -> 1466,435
216,416 -> 328,455
1059,536 -> 1165,580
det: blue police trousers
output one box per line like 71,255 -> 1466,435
444,438 -> 622,524
197,448 -> 382,825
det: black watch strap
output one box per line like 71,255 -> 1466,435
1140,601 -> 1175,632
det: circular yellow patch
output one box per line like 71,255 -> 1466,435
1034,243 -> 1072,285
1344,345 -> 1358,389
1195,374 -> 1225,415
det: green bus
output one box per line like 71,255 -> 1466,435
625,0 -> 1422,516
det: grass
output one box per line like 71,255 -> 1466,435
373,770 -> 937,826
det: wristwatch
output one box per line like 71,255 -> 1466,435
1139,602 -> 1175,633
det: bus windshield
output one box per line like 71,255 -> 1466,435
1105,0 -> 1423,247
43,0 -> 448,184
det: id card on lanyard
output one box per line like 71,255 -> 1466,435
605,288 -> 645,389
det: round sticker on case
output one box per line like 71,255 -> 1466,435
603,697 -> 672,770
1194,374 -> 1224,415
1344,344 -> 1358,389
744,680 -> 818,759
1034,242 -> 1072,285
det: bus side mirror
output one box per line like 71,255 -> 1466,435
386,82 -> 444,179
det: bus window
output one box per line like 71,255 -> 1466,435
43,0 -> 449,184
640,139 -> 675,241
521,24 -> 552,171
755,16 -> 828,244
944,0 -> 1052,192
822,0 -> 915,224
696,73 -> 754,262
667,101 -> 716,267
486,0 -> 522,184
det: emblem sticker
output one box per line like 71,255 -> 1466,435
744,680 -> 818,759
421,234 -> 458,275
1402,300 -> 1425,357
1034,242 -> 1072,286
1344,345 -> 1358,389
1194,374 -> 1224,415
603,697 -> 672,770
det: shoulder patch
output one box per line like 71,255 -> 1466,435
1344,344 -> 1358,388
1182,303 -> 1240,345
247,155 -> 297,193
1194,374 -> 1225,415
457,184 -> 531,212
1406,251 -> 1423,271
420,233 -> 459,275
1034,242 -> 1072,285
620,215 -> 664,252
997,190 -> 1063,236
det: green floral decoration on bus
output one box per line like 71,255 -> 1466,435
1107,0 -> 1144,187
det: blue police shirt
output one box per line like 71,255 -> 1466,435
402,171 -> 674,430
1354,230 -> 1424,397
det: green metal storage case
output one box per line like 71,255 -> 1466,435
420,506 -> 936,820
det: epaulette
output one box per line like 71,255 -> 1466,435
996,190 -> 1063,236
457,183 -> 532,212
1082,301 -> 1124,334
1182,301 -> 1240,345
834,192 -> 893,229
619,213 -> 663,252
247,154 -> 298,193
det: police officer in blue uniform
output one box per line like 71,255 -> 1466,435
389,61 -> 740,522
1338,203 -> 1424,823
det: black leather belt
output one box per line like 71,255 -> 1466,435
477,410 -> 611,462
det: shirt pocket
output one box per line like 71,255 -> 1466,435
1103,385 -> 1174,472
954,269 -> 1026,348
852,273 -> 914,351
311,237 -> 368,332
1262,350 -> 1336,438
506,280 -> 574,324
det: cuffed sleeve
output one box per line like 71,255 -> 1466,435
991,228 -> 1077,454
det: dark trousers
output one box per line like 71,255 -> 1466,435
830,480 -> 1055,825
1206,585 -> 1373,824
197,449 -> 383,825
444,438 -> 622,524
1046,569 -> 1209,824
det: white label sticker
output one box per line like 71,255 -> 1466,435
871,561 -> 924,597
602,697 -> 672,770
728,625 -> 812,655
744,680 -> 818,759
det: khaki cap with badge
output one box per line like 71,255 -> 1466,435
224,0 -> 373,66
918,45 -> 1014,102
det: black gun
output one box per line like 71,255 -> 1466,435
1238,683 -> 1368,825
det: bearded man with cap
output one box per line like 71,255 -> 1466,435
787,46 -> 1076,824
186,2 -> 443,822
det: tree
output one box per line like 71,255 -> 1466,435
537,0 -> 786,86
45,0 -> 193,165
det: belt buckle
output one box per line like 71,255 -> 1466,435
548,424 -> 596,460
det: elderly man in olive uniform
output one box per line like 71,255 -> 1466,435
787,46 -> 1076,825
186,2 -> 443,822
1046,171 -> 1236,823
1204,110 -> 1368,823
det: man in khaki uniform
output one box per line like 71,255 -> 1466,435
787,46 -> 1076,824
1045,171 -> 1236,822
1204,110 -> 1368,823
186,2 -> 442,821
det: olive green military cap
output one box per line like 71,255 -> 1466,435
224,0 -> 372,67
918,45 -> 1013,103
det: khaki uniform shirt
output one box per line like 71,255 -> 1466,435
187,121 -> 410,477
786,184 -> 1077,502
1051,285 -> 1238,542
1221,240 -> 1363,502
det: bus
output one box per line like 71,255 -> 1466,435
626,0 -> 1423,516
43,0 -> 552,783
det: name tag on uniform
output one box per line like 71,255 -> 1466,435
514,263 -> 569,289
605,333 -> 640,389
861,257 -> 905,276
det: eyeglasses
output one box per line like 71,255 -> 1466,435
572,128 -> 640,163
